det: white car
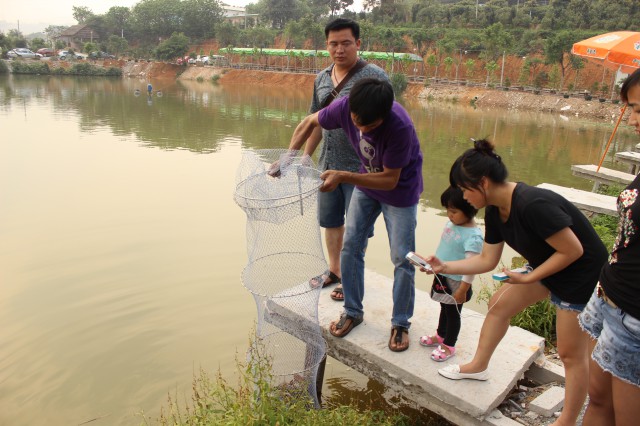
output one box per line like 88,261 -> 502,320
58,50 -> 86,60
7,48 -> 41,59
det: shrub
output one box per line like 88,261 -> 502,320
0,60 -> 9,74
211,74 -> 221,84
390,73 -> 407,96
10,61 -> 50,74
196,76 -> 204,83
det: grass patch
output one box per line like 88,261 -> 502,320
211,74 -> 221,84
196,76 -> 204,83
142,333 -> 409,426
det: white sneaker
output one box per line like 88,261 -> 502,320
438,364 -> 489,381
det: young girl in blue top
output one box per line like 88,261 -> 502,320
419,186 -> 483,362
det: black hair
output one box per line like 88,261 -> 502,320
449,139 -> 508,190
441,186 -> 478,219
349,78 -> 394,126
620,68 -> 640,103
324,18 -> 360,40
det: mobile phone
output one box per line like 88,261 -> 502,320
492,267 -> 531,281
405,252 -> 431,270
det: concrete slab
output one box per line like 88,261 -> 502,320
571,164 -> 635,188
529,386 -> 565,417
266,268 -> 545,425
536,183 -> 617,216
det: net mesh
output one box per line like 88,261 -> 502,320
234,149 -> 328,408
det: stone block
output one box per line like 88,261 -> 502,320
529,386 -> 565,417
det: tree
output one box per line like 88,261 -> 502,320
464,59 -> 475,81
105,6 -> 133,38
443,56 -> 454,79
132,0 -> 183,42
154,32 -> 189,61
544,30 -> 581,91
328,0 -> 354,17
107,35 -> 129,56
181,0 -> 223,39
29,38 -> 47,51
481,22 -> 512,61
485,60 -> 499,86
72,6 -> 95,24
262,0 -> 305,30
215,22 -> 240,48
44,25 -> 68,43
84,42 -> 98,54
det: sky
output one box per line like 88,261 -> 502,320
1,0 -> 364,35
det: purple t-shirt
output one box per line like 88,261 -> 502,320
318,96 -> 423,207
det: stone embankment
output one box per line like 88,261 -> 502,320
121,61 -> 624,123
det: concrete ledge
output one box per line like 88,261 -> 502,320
571,164 -> 635,187
525,357 -> 565,385
537,183 -> 617,216
316,269 -> 544,425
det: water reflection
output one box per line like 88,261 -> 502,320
0,74 -> 637,425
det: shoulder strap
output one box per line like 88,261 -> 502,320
321,59 -> 368,108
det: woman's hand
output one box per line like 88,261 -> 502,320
425,255 -> 446,274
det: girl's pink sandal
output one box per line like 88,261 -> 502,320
430,344 -> 455,362
419,333 -> 444,347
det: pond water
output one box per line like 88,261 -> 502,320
0,74 -> 636,425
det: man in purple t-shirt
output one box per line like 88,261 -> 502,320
287,78 -> 423,352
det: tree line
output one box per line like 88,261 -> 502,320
1,0 -> 638,91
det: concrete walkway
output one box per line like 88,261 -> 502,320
317,269 -> 545,425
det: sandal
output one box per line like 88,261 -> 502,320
330,285 -> 344,301
329,313 -> 363,338
431,344 -> 456,362
310,270 -> 341,289
419,333 -> 444,347
388,326 -> 409,352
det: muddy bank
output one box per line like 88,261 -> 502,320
123,61 -> 623,122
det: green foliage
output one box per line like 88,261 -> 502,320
84,42 -> 98,54
390,73 -> 407,96
145,334 -> 408,426
211,74 -> 220,84
0,60 -> 9,74
154,32 -> 190,61
10,61 -> 50,74
196,76 -> 204,82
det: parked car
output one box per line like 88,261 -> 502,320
7,48 -> 41,59
89,51 -> 116,59
58,50 -> 86,60
36,48 -> 55,57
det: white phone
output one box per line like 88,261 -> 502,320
405,252 -> 431,270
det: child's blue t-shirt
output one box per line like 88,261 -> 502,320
435,221 -> 483,282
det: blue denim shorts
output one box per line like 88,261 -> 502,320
579,289 -> 640,386
317,183 -> 355,228
550,292 -> 586,313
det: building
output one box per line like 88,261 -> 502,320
56,24 -> 99,51
221,3 -> 258,27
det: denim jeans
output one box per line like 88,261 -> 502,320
340,188 -> 417,329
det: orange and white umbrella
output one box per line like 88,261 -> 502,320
572,31 -> 640,171
572,31 -> 640,73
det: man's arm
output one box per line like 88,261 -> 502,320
302,126 -> 322,157
319,167 -> 401,192
289,112 -> 321,151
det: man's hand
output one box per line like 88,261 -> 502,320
267,160 -> 282,177
319,170 -> 343,192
